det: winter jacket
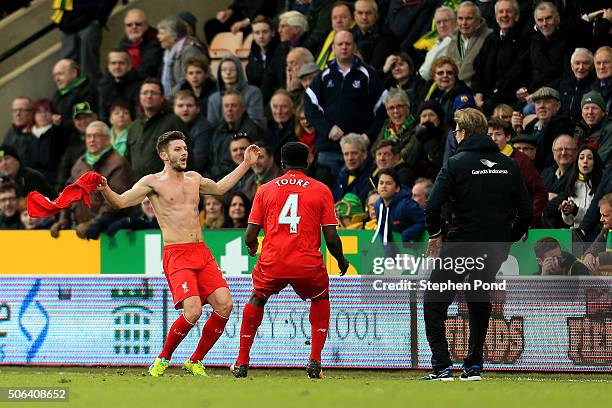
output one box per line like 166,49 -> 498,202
471,26 -> 531,113
351,23 -> 398,72
304,57 -> 387,153
574,116 -> 612,165
426,134 -> 532,242
524,114 -> 574,171
60,148 -> 133,226
98,70 -> 142,122
56,0 -> 117,33
52,76 -> 98,121
207,113 -> 264,181
246,35 -> 279,88
371,187 -> 425,244
508,147 -> 548,227
125,109 -> 188,180
559,72 -> 596,123
526,27 -> 573,91
445,20 -> 493,88
118,27 -> 163,79
207,55 -> 265,127
332,155 -> 376,203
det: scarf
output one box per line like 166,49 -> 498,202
85,146 -> 112,167
162,38 -> 186,98
110,128 -> 128,156
51,0 -> 73,23
383,116 -> 416,142
58,75 -> 87,96
500,144 -> 513,157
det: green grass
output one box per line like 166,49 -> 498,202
0,366 -> 611,408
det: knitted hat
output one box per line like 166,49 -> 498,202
0,144 -> 20,162
177,11 -> 197,31
581,91 -> 606,111
417,100 -> 445,123
335,193 -> 365,217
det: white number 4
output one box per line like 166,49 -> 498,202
278,193 -> 301,233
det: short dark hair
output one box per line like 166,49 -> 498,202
374,139 -> 401,155
0,182 -> 20,196
281,142 -> 309,169
109,100 -> 131,116
534,237 -> 561,258
156,131 -> 187,154
253,141 -> 274,158
487,117 -> 513,136
378,168 -> 400,187
184,56 -> 210,73
141,77 -> 164,96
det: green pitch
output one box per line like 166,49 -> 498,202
0,366 -> 611,408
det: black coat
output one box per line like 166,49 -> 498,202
352,24 -> 398,72
207,114 -> 264,181
525,114 -> 574,171
426,134 -> 532,242
98,70 -> 142,122
245,35 -> 279,88
52,77 -> 98,121
472,26 -> 530,113
118,27 -> 163,80
559,72 -> 596,123
527,27 -> 573,91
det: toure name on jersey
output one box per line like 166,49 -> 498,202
471,169 -> 509,175
274,178 -> 311,188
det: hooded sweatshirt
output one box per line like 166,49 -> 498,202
371,187 -> 425,244
206,55 -> 265,127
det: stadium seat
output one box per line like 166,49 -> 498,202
235,33 -> 253,59
208,32 -> 243,58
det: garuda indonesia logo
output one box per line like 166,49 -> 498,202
480,159 -> 497,168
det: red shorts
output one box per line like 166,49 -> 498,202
162,242 -> 228,309
251,264 -> 329,301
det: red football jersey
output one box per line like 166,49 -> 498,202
248,170 -> 338,277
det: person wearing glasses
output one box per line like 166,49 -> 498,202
0,183 -> 24,230
423,108 -> 532,381
125,78 -> 188,180
423,56 -> 471,127
4,97 -> 34,167
207,90 -> 264,181
541,134 -> 577,200
118,9 -> 163,80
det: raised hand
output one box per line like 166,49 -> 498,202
244,145 -> 262,166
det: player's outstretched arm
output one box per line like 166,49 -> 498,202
98,175 -> 153,209
322,225 -> 350,276
199,145 -> 261,195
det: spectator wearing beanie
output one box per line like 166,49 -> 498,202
574,91 -> 612,165
0,144 -> 54,198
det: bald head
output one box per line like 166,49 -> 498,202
124,9 -> 149,41
333,30 -> 356,64
53,59 -> 78,89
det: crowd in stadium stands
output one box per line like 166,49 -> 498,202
1,1 -> 612,270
